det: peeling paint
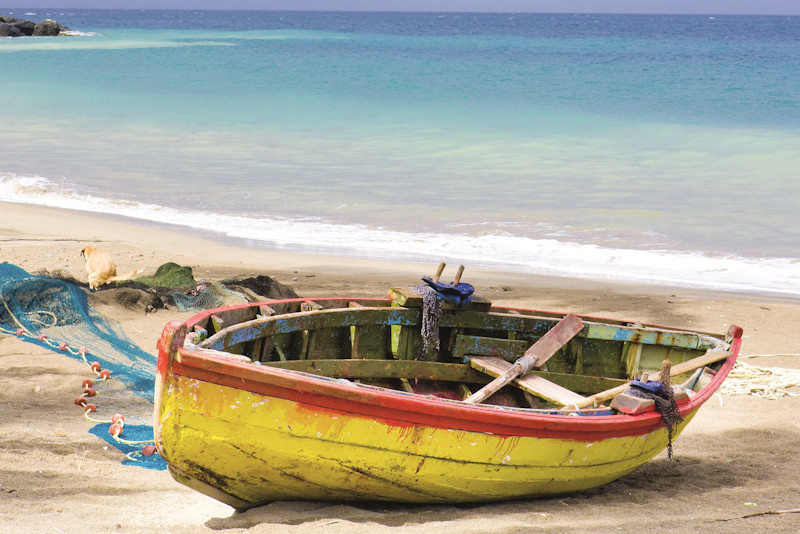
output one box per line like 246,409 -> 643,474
415,458 -> 426,474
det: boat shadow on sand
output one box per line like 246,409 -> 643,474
203,427 -> 800,529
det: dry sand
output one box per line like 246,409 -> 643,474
1,202 -> 799,533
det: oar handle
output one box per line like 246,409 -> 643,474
433,262 -> 446,283
453,265 -> 465,285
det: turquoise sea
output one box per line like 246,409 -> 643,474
1,9 -> 799,296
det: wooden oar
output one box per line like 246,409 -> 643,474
463,313 -> 585,404
570,349 -> 733,409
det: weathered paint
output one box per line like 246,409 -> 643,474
585,324 -> 716,350
157,372 -> 698,507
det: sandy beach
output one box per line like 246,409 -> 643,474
1,201 -> 799,533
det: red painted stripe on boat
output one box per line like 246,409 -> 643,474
170,347 -> 733,441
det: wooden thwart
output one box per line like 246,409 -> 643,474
463,313 -> 585,405
468,356 -> 587,406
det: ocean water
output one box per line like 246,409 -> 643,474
1,9 -> 799,296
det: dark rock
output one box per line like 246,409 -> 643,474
9,19 -> 34,35
0,13 -> 69,37
33,19 -> 63,37
0,23 -> 24,37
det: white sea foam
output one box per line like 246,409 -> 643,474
2,173 -> 798,297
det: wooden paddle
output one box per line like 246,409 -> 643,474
463,313 -> 585,404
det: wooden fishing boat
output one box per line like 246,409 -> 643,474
153,269 -> 742,510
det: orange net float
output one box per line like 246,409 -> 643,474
78,347 -> 89,356
16,328 -> 26,337
98,369 -> 111,380
58,342 -> 69,351
141,445 -> 158,457
82,379 -> 93,388
37,334 -> 48,342
83,387 -> 97,397
108,422 -> 123,437
74,396 -> 88,407
90,361 -> 101,372
111,413 -> 125,424
83,403 -> 97,413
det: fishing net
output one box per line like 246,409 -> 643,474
169,280 -> 245,311
129,261 -> 238,311
37,263 -> 299,313
1,263 -> 165,468
167,273 -> 300,311
0,263 -> 156,398
1,263 -> 299,468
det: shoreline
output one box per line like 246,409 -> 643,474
3,201 -> 797,306
2,201 -> 800,532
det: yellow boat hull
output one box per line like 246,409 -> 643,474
153,299 -> 741,510
156,372 -> 696,508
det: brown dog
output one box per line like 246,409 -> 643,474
80,246 -> 142,290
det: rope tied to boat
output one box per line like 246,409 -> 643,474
415,284 -> 442,359
626,360 -> 684,459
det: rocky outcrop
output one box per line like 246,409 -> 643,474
0,14 -> 70,37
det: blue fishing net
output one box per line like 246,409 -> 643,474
0,263 -> 156,398
0,263 -> 163,468
89,424 -> 167,470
